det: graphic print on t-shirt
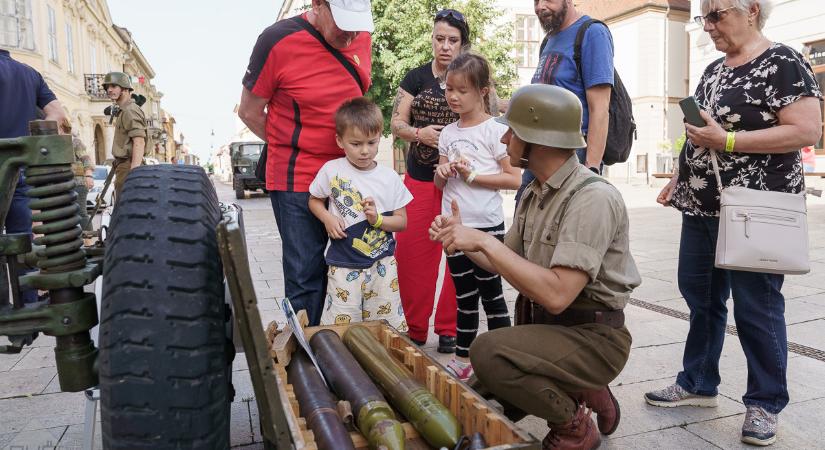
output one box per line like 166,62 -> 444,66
410,83 -> 457,168
329,175 -> 392,260
446,138 -> 480,171
533,51 -> 563,85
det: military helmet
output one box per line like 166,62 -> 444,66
495,84 -> 586,150
102,72 -> 133,90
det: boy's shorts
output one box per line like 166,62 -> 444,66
320,255 -> 407,332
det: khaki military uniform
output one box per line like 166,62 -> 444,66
111,99 -> 147,201
469,154 -> 641,425
72,136 -> 93,230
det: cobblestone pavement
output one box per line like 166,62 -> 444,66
2,176 -> 824,449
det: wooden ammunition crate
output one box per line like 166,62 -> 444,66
266,318 -> 540,450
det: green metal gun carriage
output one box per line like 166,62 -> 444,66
0,121 -> 539,449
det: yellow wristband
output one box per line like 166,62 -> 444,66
725,131 -> 736,153
372,214 -> 383,229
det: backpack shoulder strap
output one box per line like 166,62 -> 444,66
291,16 -> 366,95
539,32 -> 550,56
573,19 -> 608,82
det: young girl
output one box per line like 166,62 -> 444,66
434,53 -> 521,380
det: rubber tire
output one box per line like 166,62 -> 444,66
235,185 -> 245,200
99,165 -> 229,449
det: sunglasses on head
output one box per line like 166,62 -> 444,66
694,6 -> 736,26
435,9 -> 466,24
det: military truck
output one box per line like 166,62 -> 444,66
231,140 -> 265,199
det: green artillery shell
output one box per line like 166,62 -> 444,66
343,325 -> 461,449
287,350 -> 355,450
310,330 -> 406,450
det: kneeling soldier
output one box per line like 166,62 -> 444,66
430,84 -> 640,449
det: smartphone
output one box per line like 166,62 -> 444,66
679,96 -> 707,127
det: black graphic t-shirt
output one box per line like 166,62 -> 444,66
672,44 -> 823,217
399,61 -> 459,182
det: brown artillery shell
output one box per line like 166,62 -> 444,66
310,329 -> 406,450
287,350 -> 355,450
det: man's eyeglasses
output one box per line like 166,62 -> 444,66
694,6 -> 736,27
435,9 -> 466,24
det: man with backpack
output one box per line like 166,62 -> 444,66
517,0 -> 635,200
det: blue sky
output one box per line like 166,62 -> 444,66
108,0 -> 283,161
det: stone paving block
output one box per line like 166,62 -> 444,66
624,305 -> 690,349
685,397 -> 825,449
12,347 -> 56,371
3,426 -> 66,449
0,391 -> 85,434
38,374 -> 59,395
786,319 -> 825,351
0,433 -> 14,448
232,442 -> 265,450
608,379 -> 744,439
249,398 -> 263,443
602,425 -> 718,449
0,348 -> 30,372
633,276 -> 683,302
780,283 -> 825,300
0,367 -> 56,399
613,342 -> 684,387
255,297 -> 279,312
635,258 -> 679,276
233,370 -> 255,402
57,422 -> 102,450
231,401 -> 254,447
791,261 -> 825,289
233,353 -> 250,372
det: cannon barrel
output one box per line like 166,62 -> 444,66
343,325 -> 461,449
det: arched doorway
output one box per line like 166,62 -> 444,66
94,124 -> 105,165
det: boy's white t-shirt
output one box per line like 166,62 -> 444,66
309,157 -> 413,269
438,118 -> 508,228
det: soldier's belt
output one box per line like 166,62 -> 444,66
515,294 -> 625,328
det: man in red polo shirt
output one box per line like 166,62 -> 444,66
239,0 -> 373,325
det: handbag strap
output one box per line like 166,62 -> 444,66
708,62 -> 726,194
291,16 -> 367,95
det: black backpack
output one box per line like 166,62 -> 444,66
540,19 -> 637,165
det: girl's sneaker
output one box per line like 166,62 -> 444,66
446,358 -> 474,381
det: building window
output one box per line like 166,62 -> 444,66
90,44 -> 96,73
66,23 -> 74,73
515,14 -> 541,68
0,0 -> 35,50
47,5 -> 58,62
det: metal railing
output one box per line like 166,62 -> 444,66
84,74 -> 109,100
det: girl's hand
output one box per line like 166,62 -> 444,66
323,216 -> 347,240
418,125 -> 444,148
657,177 -> 677,207
454,160 -> 473,181
361,197 -> 378,225
685,110 -> 727,150
435,161 -> 456,180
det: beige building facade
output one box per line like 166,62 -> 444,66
1,0 -> 174,164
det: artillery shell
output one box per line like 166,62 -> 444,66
310,330 -> 406,450
343,325 -> 461,449
286,350 -> 354,450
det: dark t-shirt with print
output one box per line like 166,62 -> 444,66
399,61 -> 459,182
672,44 -> 823,217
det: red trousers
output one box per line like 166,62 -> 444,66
395,176 -> 456,342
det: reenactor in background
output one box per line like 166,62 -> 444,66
103,71 -> 146,201
70,131 -> 93,230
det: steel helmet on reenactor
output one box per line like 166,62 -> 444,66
495,84 -> 586,150
103,72 -> 133,91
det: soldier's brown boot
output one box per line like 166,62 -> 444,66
542,404 -> 601,450
572,387 -> 620,435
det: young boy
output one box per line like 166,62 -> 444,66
309,98 -> 412,330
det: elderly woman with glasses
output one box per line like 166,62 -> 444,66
390,9 -> 472,353
648,0 -> 822,446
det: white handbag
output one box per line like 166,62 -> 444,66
710,151 -> 810,275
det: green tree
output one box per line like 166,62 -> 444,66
368,0 -> 516,136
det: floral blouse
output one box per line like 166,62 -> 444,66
671,43 -> 823,217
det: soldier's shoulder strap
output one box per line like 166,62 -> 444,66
553,175 -> 611,233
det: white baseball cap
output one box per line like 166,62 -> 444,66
328,0 -> 374,33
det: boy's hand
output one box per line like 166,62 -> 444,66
323,216 -> 347,239
361,197 -> 378,225
435,161 -> 456,180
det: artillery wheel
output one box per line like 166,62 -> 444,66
100,165 -> 230,449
